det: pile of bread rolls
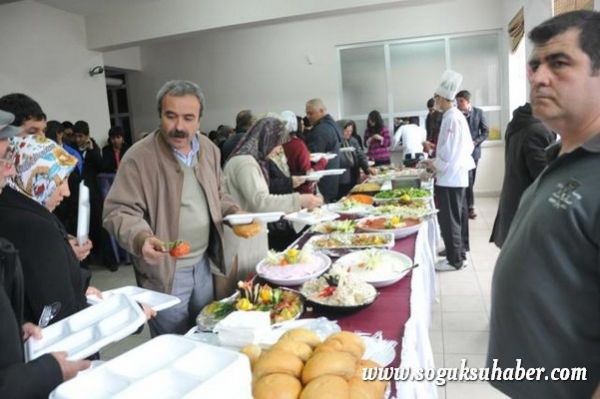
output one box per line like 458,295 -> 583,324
241,328 -> 387,399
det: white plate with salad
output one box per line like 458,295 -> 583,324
311,219 -> 357,234
256,248 -> 332,286
323,199 -> 373,216
334,249 -> 413,288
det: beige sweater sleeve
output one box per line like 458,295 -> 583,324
229,156 -> 301,213
102,157 -> 154,256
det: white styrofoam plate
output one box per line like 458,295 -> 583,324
334,249 -> 413,287
223,212 -> 284,225
339,146 -> 356,153
284,209 -> 340,225
50,335 -> 252,399
26,294 -> 145,362
305,168 -> 346,181
87,286 -> 181,312
309,152 -> 337,162
256,252 -> 331,286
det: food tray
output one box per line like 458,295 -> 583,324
224,212 -> 284,225
285,208 -> 340,225
335,249 -> 413,288
322,202 -> 373,216
256,252 -> 332,286
87,286 -> 181,312
339,147 -> 355,153
309,153 -> 337,162
49,335 -> 252,399
357,216 -> 423,239
26,294 -> 145,361
306,233 -> 395,250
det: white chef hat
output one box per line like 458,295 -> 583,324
434,70 -> 463,100
280,110 -> 298,133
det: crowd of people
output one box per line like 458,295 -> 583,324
0,10 -> 598,398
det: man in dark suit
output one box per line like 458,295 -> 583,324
489,103 -> 556,248
456,90 -> 488,219
304,98 -> 342,203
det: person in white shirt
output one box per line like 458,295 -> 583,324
423,70 -> 475,271
392,116 -> 427,166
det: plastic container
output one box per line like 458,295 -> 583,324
25,294 -> 145,361
223,212 -> 284,225
50,335 -> 253,399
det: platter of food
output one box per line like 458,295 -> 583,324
300,265 -> 378,312
334,249 -> 413,287
323,199 -> 373,216
373,187 -> 431,204
310,220 -> 357,234
256,248 -> 331,286
350,182 -> 381,194
305,233 -> 395,255
370,204 -> 437,219
357,215 -> 422,238
196,281 -> 303,331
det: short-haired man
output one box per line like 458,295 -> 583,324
488,11 -> 600,398
0,93 -> 46,136
304,98 -> 343,203
221,109 -> 254,164
455,90 -> 489,219
423,71 -> 475,271
104,80 -> 258,336
423,97 -> 443,155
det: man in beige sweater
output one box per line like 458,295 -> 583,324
103,80 -> 259,336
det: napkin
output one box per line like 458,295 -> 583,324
214,311 -> 271,347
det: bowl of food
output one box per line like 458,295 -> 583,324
311,220 -> 357,234
356,215 -> 422,239
323,199 -> 373,216
300,265 -> 378,313
335,249 -> 414,288
256,248 -> 331,286
373,187 -> 432,204
197,281 -> 303,330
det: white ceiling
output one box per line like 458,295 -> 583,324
34,0 -> 161,16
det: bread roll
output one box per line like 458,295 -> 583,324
349,377 -> 387,399
280,328 -> 322,348
233,222 -> 261,238
253,373 -> 302,399
241,344 -> 262,367
354,359 -> 381,378
300,375 -> 350,399
323,331 -> 365,359
271,339 -> 313,362
302,351 -> 356,384
254,350 -> 304,380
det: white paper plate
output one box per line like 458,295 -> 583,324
305,168 -> 346,181
356,216 -> 423,238
335,249 -> 413,287
50,335 -> 253,399
87,286 -> 181,312
284,209 -> 340,225
224,212 -> 284,225
339,147 -> 355,153
256,252 -> 331,286
26,294 -> 145,362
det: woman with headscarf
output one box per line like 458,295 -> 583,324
223,117 -> 322,281
0,135 -> 102,325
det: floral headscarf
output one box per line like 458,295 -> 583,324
7,135 -> 77,206
229,117 -> 289,183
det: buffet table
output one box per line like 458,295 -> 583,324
298,216 -> 439,399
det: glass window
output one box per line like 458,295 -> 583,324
389,40 -> 446,112
449,34 -> 500,106
116,88 -> 129,113
340,45 -> 387,116
484,110 -> 502,140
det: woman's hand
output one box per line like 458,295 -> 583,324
22,322 -> 43,341
85,286 -> 103,299
292,176 -> 306,188
299,194 -> 323,210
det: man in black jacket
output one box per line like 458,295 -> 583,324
304,98 -> 342,203
489,103 -> 556,248
221,109 -> 254,165
456,90 -> 489,219
0,111 -> 89,398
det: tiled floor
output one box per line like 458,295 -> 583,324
90,196 -> 507,399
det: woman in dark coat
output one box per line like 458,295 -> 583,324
0,135 -> 100,325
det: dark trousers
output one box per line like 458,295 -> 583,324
436,186 -> 467,266
466,159 -> 478,209
461,192 -> 470,252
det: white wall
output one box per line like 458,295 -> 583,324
103,47 -> 143,71
126,0 -> 508,194
0,1 -> 110,142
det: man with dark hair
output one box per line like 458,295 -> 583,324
488,11 -> 600,398
73,120 -> 104,267
221,109 -> 254,164
0,93 -> 46,136
423,97 -> 443,155
455,90 -> 488,219
62,121 -> 75,146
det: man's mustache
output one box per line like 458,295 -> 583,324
167,129 -> 189,139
